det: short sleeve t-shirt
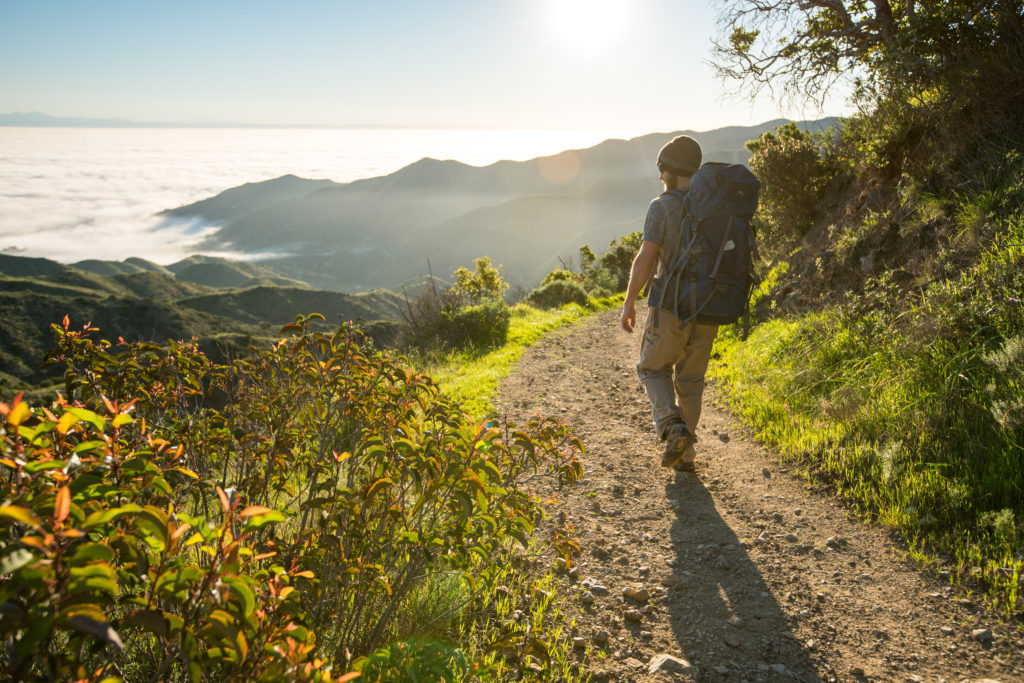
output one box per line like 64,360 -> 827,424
642,188 -> 689,279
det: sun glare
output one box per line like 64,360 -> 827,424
545,0 -> 628,56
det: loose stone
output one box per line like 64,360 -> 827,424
648,654 -> 695,676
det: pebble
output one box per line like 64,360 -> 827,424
794,508 -> 803,516
727,615 -> 744,628
755,531 -> 770,545
972,628 -> 993,647
940,626 -> 954,636
762,467 -> 772,478
568,566 -> 581,580
640,630 -> 653,640
850,665 -> 865,676
826,536 -> 843,550
785,533 -> 800,543
623,657 -> 644,670
623,586 -> 651,603
583,579 -> 610,596
648,654 -> 695,676
580,591 -> 595,605
723,632 -> 740,648
593,629 -> 610,646
624,609 -> 644,623
573,637 -> 587,650
660,575 -> 680,587
872,629 -> 889,640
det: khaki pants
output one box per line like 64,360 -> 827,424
636,307 -> 718,441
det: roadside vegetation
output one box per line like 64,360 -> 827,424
709,0 -> 1024,618
0,231 -> 637,680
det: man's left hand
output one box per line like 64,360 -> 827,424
620,303 -> 636,333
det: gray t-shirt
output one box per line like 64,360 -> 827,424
642,188 -> 689,280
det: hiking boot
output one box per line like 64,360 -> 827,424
661,424 -> 696,469
675,444 -> 697,472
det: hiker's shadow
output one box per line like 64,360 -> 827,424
660,474 -> 822,682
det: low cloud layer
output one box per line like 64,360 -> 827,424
0,127 -> 637,265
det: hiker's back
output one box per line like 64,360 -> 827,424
651,162 -> 760,327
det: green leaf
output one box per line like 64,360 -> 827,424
22,460 -> 64,474
66,615 -> 124,650
111,414 -> 133,428
125,609 -> 167,637
241,510 -> 286,533
222,577 -> 256,616
66,407 -> 105,431
0,505 -> 43,529
83,504 -> 142,531
68,542 -> 115,566
0,548 -> 35,576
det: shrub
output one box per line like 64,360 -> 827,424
436,299 -> 511,349
401,258 -> 511,352
747,123 -> 838,250
525,281 -> 589,309
541,269 -> 578,286
0,314 -> 583,679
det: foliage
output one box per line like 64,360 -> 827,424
436,300 -> 512,350
0,314 -> 584,680
540,269 -> 578,286
450,257 -> 509,309
401,258 -> 511,352
576,231 -> 643,295
709,198 -> 1024,616
713,1 -> 1024,107
525,281 -> 589,310
746,123 -> 838,250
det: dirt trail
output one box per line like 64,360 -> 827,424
497,305 -> 1022,683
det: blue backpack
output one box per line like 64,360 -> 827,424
653,162 -> 760,333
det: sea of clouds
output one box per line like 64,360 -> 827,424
0,127 -> 639,265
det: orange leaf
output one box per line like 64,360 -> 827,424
171,523 -> 191,540
54,486 -> 70,524
216,487 -> 230,513
338,673 -> 361,682
293,570 -> 315,579
239,505 -> 271,518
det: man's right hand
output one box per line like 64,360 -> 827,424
620,302 -> 636,333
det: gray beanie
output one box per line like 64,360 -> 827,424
657,135 -> 702,176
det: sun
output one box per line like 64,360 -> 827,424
545,0 -> 629,56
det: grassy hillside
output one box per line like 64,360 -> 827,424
708,103 -> 1024,616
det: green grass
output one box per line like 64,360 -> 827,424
426,295 -> 622,418
708,215 -> 1024,617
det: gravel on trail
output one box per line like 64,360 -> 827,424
497,305 -> 1023,683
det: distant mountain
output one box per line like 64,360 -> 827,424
167,118 -> 839,290
0,253 -> 404,392
0,112 -> 157,127
165,255 -> 310,288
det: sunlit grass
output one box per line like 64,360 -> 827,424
426,295 -> 622,418
709,231 -> 1024,617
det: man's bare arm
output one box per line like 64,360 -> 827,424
620,240 -> 660,333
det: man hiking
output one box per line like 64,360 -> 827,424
620,135 -> 717,472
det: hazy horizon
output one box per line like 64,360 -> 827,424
0,126 -> 653,265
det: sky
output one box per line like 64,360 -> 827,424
0,0 -> 849,131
